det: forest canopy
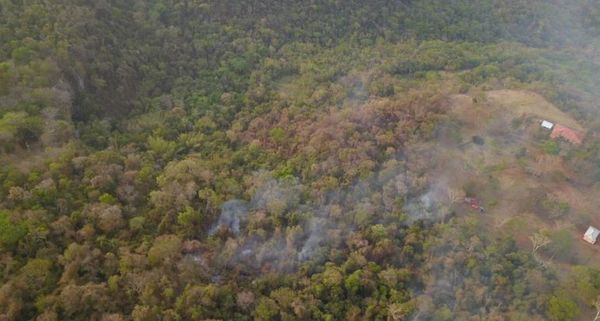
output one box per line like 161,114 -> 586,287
2,0 -> 600,320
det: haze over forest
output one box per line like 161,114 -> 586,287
3,1 -> 600,320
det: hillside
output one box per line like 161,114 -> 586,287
2,1 -> 600,321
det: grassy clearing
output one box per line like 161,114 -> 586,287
486,90 -> 584,131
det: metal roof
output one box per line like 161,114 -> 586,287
584,226 -> 600,244
541,120 -> 554,130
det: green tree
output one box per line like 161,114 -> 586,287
176,206 -> 203,237
0,210 -> 27,249
547,290 -> 579,321
254,297 -> 279,321
147,234 -> 182,265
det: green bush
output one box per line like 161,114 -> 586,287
542,140 -> 560,155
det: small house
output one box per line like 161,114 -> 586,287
541,120 -> 554,130
551,124 -> 584,145
584,226 -> 600,244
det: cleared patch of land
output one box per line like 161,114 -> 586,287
486,90 -> 584,131
445,89 -> 600,269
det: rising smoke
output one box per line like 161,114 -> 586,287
209,199 -> 249,235
210,148 -> 458,272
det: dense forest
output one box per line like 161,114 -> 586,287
3,0 -> 600,320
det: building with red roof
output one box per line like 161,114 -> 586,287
550,124 -> 584,145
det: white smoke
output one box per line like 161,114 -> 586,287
209,199 -> 249,235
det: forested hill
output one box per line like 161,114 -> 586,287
3,1 -> 600,321
2,0 -> 600,122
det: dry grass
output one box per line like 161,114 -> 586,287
486,90 -> 583,131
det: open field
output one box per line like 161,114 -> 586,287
486,90 -> 584,131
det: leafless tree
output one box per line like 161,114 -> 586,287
529,232 -> 551,265
593,296 -> 600,321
